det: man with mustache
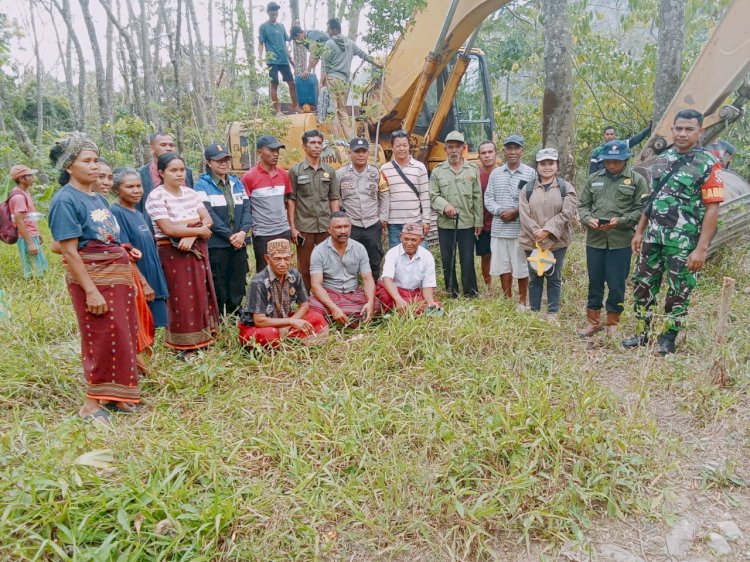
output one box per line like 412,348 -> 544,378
429,131 -> 483,298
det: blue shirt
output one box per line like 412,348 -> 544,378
111,203 -> 169,300
260,22 -> 289,65
49,185 -> 121,248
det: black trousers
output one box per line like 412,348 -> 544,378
351,222 -> 384,279
438,227 -> 478,298
209,245 -> 250,316
585,245 -> 632,313
252,230 -> 292,274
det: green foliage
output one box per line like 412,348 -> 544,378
364,0 -> 428,52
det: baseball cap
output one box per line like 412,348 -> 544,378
9,165 -> 38,180
535,147 -> 559,161
204,142 -> 230,160
503,134 -> 525,147
445,130 -> 465,144
349,137 -> 369,151
601,140 -> 630,160
256,135 -> 285,150
266,1 -> 280,11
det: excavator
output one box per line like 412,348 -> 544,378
226,0 -> 750,252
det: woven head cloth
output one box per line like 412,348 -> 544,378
266,238 -> 292,256
54,132 -> 100,170
401,223 -> 424,236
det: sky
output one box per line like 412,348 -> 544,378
0,0 -> 349,81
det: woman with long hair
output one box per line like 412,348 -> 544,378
48,133 -> 141,425
145,153 -> 219,356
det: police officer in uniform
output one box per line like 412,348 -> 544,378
336,138 -> 389,278
623,109 -> 724,355
578,140 -> 648,337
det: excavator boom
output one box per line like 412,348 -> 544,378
363,0 -> 513,133
640,0 -> 750,161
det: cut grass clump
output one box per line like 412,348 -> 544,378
1,231 -> 663,560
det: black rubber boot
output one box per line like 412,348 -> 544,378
622,333 -> 648,348
656,331 -> 677,356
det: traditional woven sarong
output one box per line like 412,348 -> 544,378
65,241 -> 140,403
157,239 -> 219,350
238,310 -> 329,348
307,288 -> 381,326
375,279 -> 441,315
131,263 -> 155,353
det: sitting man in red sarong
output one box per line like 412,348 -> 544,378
238,238 -> 328,347
376,222 -> 443,314
307,211 -> 381,326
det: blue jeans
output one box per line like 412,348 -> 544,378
388,223 -> 428,249
526,247 -> 567,313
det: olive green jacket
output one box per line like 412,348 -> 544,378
429,160 -> 483,229
578,166 -> 649,249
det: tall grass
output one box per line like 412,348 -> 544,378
2,223 -> 746,560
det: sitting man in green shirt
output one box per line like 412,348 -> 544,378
578,140 -> 648,337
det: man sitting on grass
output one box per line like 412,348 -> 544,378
376,223 -> 442,315
307,211 -> 381,326
238,238 -> 328,347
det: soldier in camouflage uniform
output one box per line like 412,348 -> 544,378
623,109 -> 724,355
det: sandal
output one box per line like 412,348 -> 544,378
81,407 -> 111,425
103,401 -> 144,414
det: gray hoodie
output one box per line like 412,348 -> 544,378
322,35 -> 375,82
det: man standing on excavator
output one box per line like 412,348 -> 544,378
623,109 -> 724,355
320,18 -> 381,139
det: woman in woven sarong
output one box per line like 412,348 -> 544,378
48,133 -> 141,425
145,153 -> 218,356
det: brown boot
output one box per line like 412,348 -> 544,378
605,312 -> 621,337
579,309 -> 602,337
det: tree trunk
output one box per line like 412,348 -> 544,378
184,4 -> 208,135
347,1 -> 363,41
289,0 -> 306,71
43,0 -> 80,130
653,0 -> 686,123
28,0 -> 44,154
236,0 -> 255,67
134,0 -> 159,127
327,0 -> 335,21
160,0 -> 185,153
79,0 -> 114,149
53,0 -> 86,130
541,0 -> 574,179
105,17 -> 115,127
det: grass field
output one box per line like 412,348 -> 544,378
1,222 -> 748,561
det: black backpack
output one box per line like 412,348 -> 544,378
517,177 -> 568,201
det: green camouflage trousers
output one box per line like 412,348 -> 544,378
632,241 -> 698,333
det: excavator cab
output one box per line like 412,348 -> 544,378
414,50 -> 495,153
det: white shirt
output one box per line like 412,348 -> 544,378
380,244 -> 437,290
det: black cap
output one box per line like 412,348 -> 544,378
503,134 -> 525,147
349,137 -> 369,151
204,142 -> 230,160
266,1 -> 280,11
290,25 -> 304,38
256,135 -> 285,150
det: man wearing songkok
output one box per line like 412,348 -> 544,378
376,223 -> 442,314
238,238 -> 328,347
307,211 -> 381,326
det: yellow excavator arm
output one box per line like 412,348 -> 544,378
639,0 -> 750,161
362,0 -> 513,134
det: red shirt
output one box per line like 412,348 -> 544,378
240,164 -> 292,236
479,167 -> 496,232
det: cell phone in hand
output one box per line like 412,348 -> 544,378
296,234 -> 306,247
598,218 -> 611,225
